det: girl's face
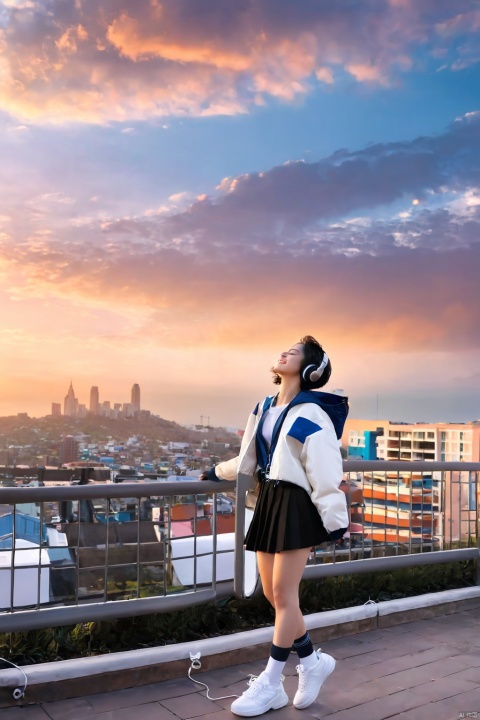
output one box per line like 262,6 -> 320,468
272,343 -> 305,378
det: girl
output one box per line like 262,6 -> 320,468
201,336 -> 349,716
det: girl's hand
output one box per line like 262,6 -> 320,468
199,468 -> 221,482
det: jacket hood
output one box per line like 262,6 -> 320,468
290,390 -> 349,440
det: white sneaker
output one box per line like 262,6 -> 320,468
293,650 -> 336,709
231,671 -> 289,717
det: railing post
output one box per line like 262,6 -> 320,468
234,473 -> 258,598
234,473 -> 247,598
476,540 -> 480,586
475,469 -> 480,585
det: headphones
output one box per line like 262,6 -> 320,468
302,352 -> 329,384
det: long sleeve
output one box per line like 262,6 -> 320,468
214,403 -> 259,481
301,423 -> 348,534
212,455 -> 239,481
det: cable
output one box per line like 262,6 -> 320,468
0,657 -> 28,700
187,653 -> 240,701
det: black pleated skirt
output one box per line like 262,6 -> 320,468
244,479 -> 330,553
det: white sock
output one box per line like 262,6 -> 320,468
264,657 -> 286,685
299,649 -> 321,670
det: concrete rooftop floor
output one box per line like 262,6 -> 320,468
3,608 -> 480,720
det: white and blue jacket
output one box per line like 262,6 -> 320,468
209,390 -> 349,539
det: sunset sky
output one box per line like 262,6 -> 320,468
1,0 -> 480,427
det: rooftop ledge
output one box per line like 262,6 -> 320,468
1,585 -> 480,707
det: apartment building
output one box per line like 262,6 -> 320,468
344,419 -> 480,463
342,418 -> 480,545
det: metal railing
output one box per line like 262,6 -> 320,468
235,461 -> 480,597
0,480 -> 234,631
0,461 -> 478,631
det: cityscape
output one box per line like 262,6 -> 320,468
0,402 -> 478,572
1,404 -> 480,470
52,381 -> 142,420
0,390 -> 235,471
0,401 -> 477,628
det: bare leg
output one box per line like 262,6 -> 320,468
271,548 -> 310,647
257,551 -> 275,607
232,548 -> 331,715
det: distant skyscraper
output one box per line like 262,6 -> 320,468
59,435 -> 79,464
90,386 -> 99,414
131,383 -> 141,414
64,382 -> 77,416
123,402 -> 133,417
51,403 -> 61,416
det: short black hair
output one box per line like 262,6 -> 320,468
299,335 -> 331,389
272,335 -> 332,390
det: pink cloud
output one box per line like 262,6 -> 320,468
153,111 -> 480,243
2,205 -> 480,355
12,247 -> 480,358
0,0 -> 477,123
1,112 -> 479,358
